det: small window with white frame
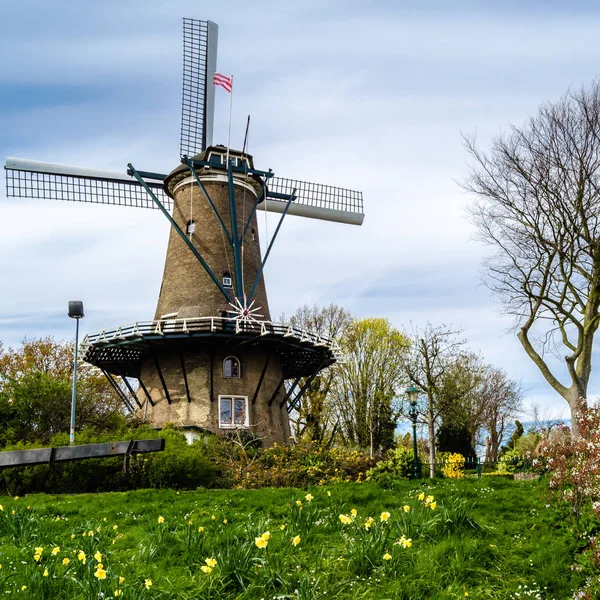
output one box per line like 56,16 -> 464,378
222,271 -> 233,288
223,356 -> 241,378
219,395 -> 248,428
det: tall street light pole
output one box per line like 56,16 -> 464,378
68,301 -> 85,445
407,386 -> 420,479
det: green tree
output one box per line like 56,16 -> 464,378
0,337 -> 125,446
332,318 -> 410,456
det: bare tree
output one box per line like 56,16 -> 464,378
403,324 -> 466,477
285,304 -> 353,444
464,81 -> 600,433
478,366 -> 523,461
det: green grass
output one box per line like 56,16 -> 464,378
0,478 -> 584,599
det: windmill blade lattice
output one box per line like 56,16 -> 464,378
4,158 -> 172,210
267,176 -> 364,225
180,18 -> 218,158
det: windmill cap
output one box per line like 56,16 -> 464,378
164,145 -> 263,198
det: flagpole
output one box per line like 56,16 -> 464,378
226,74 -> 234,168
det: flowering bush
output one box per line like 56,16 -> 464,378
439,452 -> 465,479
535,399 -> 600,599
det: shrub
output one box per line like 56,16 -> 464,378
224,440 -> 375,489
366,446 -> 415,484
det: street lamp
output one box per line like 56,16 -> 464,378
407,386 -> 420,479
68,301 -> 84,445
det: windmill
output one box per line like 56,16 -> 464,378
4,18 -> 364,445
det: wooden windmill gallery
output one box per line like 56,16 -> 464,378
4,19 -> 365,446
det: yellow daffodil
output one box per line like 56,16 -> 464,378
350,508 -> 358,518
103,517 -> 107,522
14,496 -> 19,500
56,516 -> 61,521
94,551 -> 102,562
62,558 -> 70,566
255,536 -> 268,549
71,534 -> 75,539
418,492 -> 425,501
425,495 -> 434,506
119,576 -> 125,584
51,547 -> 60,555
339,514 -> 352,525
305,494 -> 313,502
464,593 -> 469,597
430,501 -> 437,510
394,535 -> 413,548
43,568 -> 49,577
327,491 -> 331,497
211,515 -> 216,521
200,565 -> 212,574
77,551 -> 86,564
88,531 -> 94,537
33,554 -> 41,563
11,511 -> 15,516
188,520 -> 193,526
198,526 -> 204,533
296,500 -> 302,507
223,518 -> 227,524
260,531 -> 270,541
35,547 -> 44,556
94,566 -> 107,580
364,517 -> 375,530
291,535 -> 301,546
21,586 -> 27,591
157,515 -> 165,524
403,505 -> 410,512
115,591 -> 122,597
280,524 -> 286,531
380,512 -> 391,522
205,557 -> 217,568
0,505 -> 3,511
145,579 -> 152,589
113,524 -> 118,530
383,552 -> 392,561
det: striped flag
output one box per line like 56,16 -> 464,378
213,73 -> 233,93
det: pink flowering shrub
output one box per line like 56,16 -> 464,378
535,399 -> 600,599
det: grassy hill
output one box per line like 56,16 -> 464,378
0,478 -> 582,599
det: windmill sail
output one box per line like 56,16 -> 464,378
180,19 -> 218,158
4,157 -> 171,209
5,157 -> 364,224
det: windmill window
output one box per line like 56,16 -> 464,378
218,395 -> 248,428
186,219 -> 196,236
223,271 -> 233,288
223,356 -> 241,378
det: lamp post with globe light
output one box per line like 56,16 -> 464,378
407,386 -> 420,479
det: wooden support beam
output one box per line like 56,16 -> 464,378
152,353 -> 171,404
252,353 -> 271,405
268,377 -> 286,407
280,375 -> 302,409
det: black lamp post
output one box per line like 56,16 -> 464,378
407,386 -> 420,479
68,301 -> 84,445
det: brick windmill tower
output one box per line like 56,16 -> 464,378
4,19 -> 364,445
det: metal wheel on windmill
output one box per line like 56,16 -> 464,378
4,18 -> 365,446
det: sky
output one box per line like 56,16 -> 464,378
2,0 -> 600,422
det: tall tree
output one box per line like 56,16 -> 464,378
331,318 -> 410,456
403,325 -> 466,477
464,81 -> 600,432
286,304 -> 353,444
